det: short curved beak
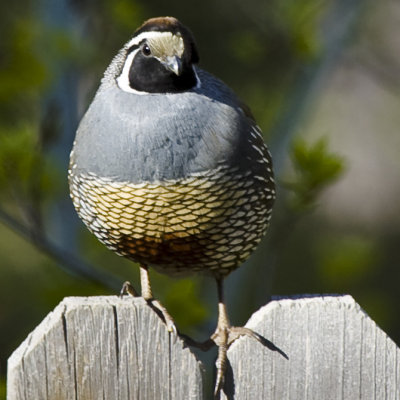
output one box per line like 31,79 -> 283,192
164,55 -> 182,76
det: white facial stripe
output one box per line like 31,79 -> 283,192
117,55 -> 202,95
117,31 -> 183,95
117,31 -> 202,95
193,67 -> 201,89
125,31 -> 178,49
116,48 -> 147,95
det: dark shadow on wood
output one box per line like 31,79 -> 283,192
257,334 -> 289,360
146,299 -> 166,322
222,358 -> 234,400
222,332 -> 289,399
182,328 -> 289,399
180,333 -> 216,351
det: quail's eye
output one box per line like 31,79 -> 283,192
141,44 -> 151,56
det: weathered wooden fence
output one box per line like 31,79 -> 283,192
7,295 -> 400,399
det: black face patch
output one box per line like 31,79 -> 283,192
134,17 -> 199,64
128,49 -> 197,93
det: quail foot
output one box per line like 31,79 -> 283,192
69,16 -> 275,397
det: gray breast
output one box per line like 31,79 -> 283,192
71,70 -> 260,183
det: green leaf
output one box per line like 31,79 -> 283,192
283,136 -> 345,210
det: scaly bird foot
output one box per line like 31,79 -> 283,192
147,298 -> 177,335
120,276 -> 177,335
212,324 -> 264,399
120,280 -> 139,297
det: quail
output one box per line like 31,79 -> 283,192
69,16 -> 275,397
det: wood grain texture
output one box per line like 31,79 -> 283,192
221,295 -> 400,400
7,296 -> 203,400
8,295 -> 400,399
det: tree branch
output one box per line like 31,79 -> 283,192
0,206 -> 122,291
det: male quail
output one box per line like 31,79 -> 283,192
69,16 -> 275,396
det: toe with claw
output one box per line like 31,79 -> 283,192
212,324 -> 265,398
119,266 -> 177,335
120,281 -> 139,297
211,277 -> 266,399
139,264 -> 177,335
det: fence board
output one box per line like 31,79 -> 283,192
7,296 -> 203,400
8,295 -> 400,399
222,295 -> 400,400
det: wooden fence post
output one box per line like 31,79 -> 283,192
7,294 -> 400,399
223,295 -> 400,400
7,296 -> 203,400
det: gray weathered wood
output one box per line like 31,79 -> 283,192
222,294 -> 400,400
8,295 -> 400,399
7,296 -> 203,400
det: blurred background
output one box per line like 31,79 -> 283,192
1,0 -> 400,397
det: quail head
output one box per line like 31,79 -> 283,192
69,16 -> 275,397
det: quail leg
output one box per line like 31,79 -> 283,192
120,281 -> 139,297
212,277 -> 265,398
119,265 -> 176,334
139,264 -> 177,334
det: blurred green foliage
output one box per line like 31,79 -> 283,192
284,137 -> 345,210
152,273 -> 209,334
317,234 -> 379,284
1,0 -> 399,394
0,125 -> 58,205
0,20 -> 47,114
0,377 -> 5,400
